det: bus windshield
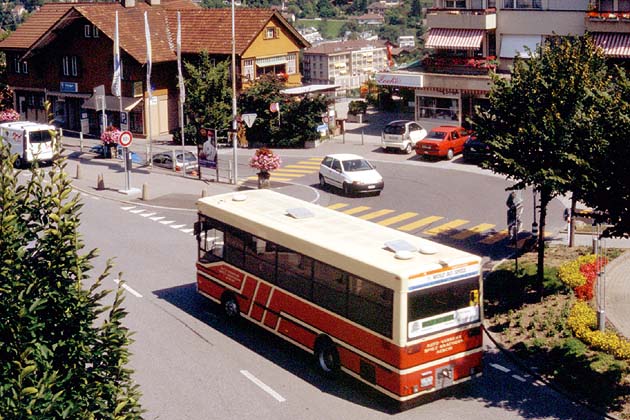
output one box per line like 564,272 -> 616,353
29,130 -> 53,143
407,276 -> 480,339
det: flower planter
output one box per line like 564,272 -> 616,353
257,171 -> 271,189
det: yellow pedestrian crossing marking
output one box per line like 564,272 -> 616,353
306,157 -> 322,161
424,219 -> 469,236
327,203 -> 349,210
359,209 -> 395,220
398,216 -> 443,232
273,168 -> 314,174
284,165 -> 318,171
451,223 -> 495,240
480,230 -> 509,244
343,206 -> 371,215
325,203 -> 525,246
378,212 -> 419,226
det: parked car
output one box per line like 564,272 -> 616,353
319,153 -> 384,196
381,120 -> 427,154
89,144 -> 142,164
415,126 -> 471,160
462,134 -> 491,164
152,150 -> 198,173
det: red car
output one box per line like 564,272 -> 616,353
415,126 -> 471,160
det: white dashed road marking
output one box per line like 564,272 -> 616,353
512,374 -> 527,382
160,220 -> 174,225
240,370 -> 285,402
490,363 -> 511,373
113,279 -> 143,298
150,216 -> 165,221
170,224 -> 186,229
140,212 -> 157,217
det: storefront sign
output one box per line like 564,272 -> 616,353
375,72 -> 423,88
60,82 -> 78,93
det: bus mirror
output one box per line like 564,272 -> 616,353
193,221 -> 202,236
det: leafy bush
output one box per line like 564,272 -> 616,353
348,100 -> 367,116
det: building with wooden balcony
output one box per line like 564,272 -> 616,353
376,0 -> 630,128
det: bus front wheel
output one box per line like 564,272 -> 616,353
315,338 -> 340,377
221,293 -> 240,319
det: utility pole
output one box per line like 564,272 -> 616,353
231,0 -> 238,184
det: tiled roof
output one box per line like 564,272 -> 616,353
0,3 -> 74,49
0,2 -> 308,64
305,39 -> 387,55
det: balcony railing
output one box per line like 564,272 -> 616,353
426,7 -> 496,15
425,8 -> 497,30
587,11 -> 630,21
420,56 -> 498,75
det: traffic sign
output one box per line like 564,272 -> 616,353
119,130 -> 133,147
242,113 -> 257,128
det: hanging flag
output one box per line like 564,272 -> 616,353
269,102 -> 280,113
386,41 -> 394,68
111,11 -> 121,97
144,11 -> 152,101
177,11 -> 185,104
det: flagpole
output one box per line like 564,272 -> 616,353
177,11 -> 185,178
113,11 -> 129,191
144,11 -> 153,167
231,0 -> 238,184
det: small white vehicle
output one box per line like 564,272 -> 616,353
319,153 -> 384,196
381,120 -> 427,154
0,121 -> 59,168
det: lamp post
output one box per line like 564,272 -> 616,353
231,0 -> 238,184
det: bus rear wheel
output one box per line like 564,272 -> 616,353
221,292 -> 240,319
14,156 -> 24,169
315,338 -> 340,377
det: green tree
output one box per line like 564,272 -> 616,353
579,66 -> 630,238
0,148 -> 143,418
317,0 -> 336,18
472,36 -> 611,292
238,74 -> 328,147
181,53 -> 232,144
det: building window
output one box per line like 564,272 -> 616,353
21,61 -> 28,74
12,57 -> 27,74
445,0 -> 466,7
13,57 -> 20,74
243,58 -> 255,80
502,0 -> 542,8
265,27 -> 279,39
84,24 -> 99,38
62,55 -> 79,77
286,54 -> 296,74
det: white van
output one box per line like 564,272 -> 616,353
0,121 -> 59,168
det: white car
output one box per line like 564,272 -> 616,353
319,153 -> 384,196
381,120 -> 427,154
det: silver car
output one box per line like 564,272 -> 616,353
152,151 -> 199,173
381,120 -> 427,154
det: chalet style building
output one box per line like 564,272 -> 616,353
0,0 -> 309,137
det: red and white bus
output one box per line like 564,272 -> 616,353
195,189 -> 483,405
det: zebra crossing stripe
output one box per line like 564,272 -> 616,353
480,229 -> 509,244
170,224 -> 186,229
398,216 -> 443,232
285,165 -> 318,170
378,212 -> 418,226
121,206 -> 136,211
359,209 -> 395,220
327,203 -> 349,210
451,223 -> 495,240
306,157 -> 322,161
160,220 -> 174,225
150,216 -> 165,221
129,209 -> 145,214
272,169 -> 313,174
424,219 -> 469,236
343,206 -> 371,215
140,212 -> 157,218
181,228 -> 194,234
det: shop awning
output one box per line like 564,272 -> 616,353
592,32 -> 630,58
256,56 -> 288,67
82,95 -> 143,112
425,28 -> 484,50
499,35 -> 541,58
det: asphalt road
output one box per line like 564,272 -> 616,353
48,152 -> 598,420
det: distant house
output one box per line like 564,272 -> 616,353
367,0 -> 400,15
349,13 -> 385,26
302,39 -> 389,92
0,0 -> 309,137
